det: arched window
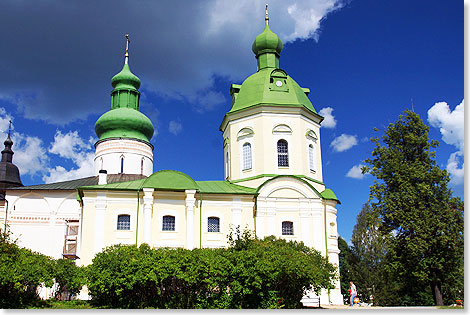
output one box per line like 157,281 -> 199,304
117,214 -> 130,230
282,221 -> 294,235
100,157 -> 104,170
162,215 -> 175,231
277,140 -> 289,167
207,217 -> 220,233
242,143 -> 252,170
120,155 -> 124,174
141,158 -> 144,175
309,144 -> 315,171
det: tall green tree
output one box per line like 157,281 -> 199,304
363,109 -> 464,306
337,236 -> 353,304
349,203 -> 389,304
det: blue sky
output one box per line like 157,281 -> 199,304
0,0 -> 463,242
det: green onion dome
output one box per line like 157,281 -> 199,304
252,24 -> 283,57
95,107 -> 154,143
111,64 -> 141,90
95,60 -> 154,144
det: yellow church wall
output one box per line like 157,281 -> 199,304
151,192 -> 186,248
224,109 -> 323,185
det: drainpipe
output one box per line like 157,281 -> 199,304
323,198 -> 331,304
253,196 -> 257,236
135,190 -> 140,245
199,192 -> 203,248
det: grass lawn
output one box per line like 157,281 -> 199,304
29,299 -> 94,309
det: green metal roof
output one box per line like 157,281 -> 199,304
196,181 -> 257,195
8,174 -> 146,191
321,188 -> 341,204
79,170 -> 256,195
228,68 -> 316,115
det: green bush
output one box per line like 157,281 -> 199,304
0,233 -> 55,308
86,231 -> 336,309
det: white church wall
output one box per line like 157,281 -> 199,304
1,190 -> 80,259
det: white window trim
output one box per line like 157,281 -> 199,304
114,209 -> 135,232
204,211 -> 224,235
159,210 -> 180,233
240,140 -> 254,173
275,137 -> 291,170
279,218 -> 298,238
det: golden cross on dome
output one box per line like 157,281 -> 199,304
265,4 -> 269,25
124,34 -> 130,64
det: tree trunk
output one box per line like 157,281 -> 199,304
431,281 -> 443,306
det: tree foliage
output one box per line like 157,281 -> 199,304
362,109 -> 464,306
0,228 -> 86,308
337,236 -> 353,304
0,229 -> 55,308
349,203 -> 389,304
87,230 -> 336,309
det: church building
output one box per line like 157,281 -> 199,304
0,12 -> 342,305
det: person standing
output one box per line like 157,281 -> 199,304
349,281 -> 357,306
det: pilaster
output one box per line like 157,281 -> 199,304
185,190 -> 196,250
143,188 -> 154,245
94,192 -> 107,254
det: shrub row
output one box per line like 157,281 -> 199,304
87,231 -> 337,309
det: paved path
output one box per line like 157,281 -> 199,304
320,305 -> 443,310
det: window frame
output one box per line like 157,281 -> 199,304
117,214 -> 131,230
277,139 -> 289,167
162,215 -> 176,232
242,142 -> 252,171
207,216 -> 220,233
281,221 -> 294,236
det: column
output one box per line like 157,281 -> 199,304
185,190 -> 196,250
143,188 -> 154,245
94,192 -> 107,254
232,197 -> 242,230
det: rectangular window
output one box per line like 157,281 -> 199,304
207,217 -> 220,233
282,221 -> 294,235
162,215 -> 175,231
117,215 -> 131,230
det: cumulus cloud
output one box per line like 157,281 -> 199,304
446,151 -> 464,186
330,134 -> 358,152
427,100 -> 464,151
168,120 -> 183,136
346,164 -> 366,179
427,100 -> 464,186
43,130 -> 94,183
319,107 -> 337,128
0,0 -> 344,124
12,134 -> 49,177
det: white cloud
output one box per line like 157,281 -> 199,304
12,133 -> 49,177
168,120 -> 183,136
427,100 -> 464,151
330,134 -> 358,152
319,107 -> 337,128
43,130 -> 94,183
427,99 -> 464,186
285,0 -> 344,42
446,151 -> 464,186
346,164 -> 366,179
